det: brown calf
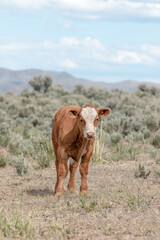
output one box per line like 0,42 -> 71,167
52,105 -> 111,196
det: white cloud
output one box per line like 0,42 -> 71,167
60,59 -> 78,69
60,37 -> 80,47
0,0 -> 48,9
141,44 -> 160,57
60,37 -> 105,50
0,0 -> 160,20
0,38 -> 158,70
0,42 -> 29,51
113,50 -> 156,64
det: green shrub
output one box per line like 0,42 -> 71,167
0,110 -> 7,123
126,132 -> 144,143
134,164 -> 151,179
150,86 -> 157,95
110,132 -> 122,145
8,134 -> 33,156
51,84 -> 68,97
60,94 -> 88,107
149,147 -> 158,159
0,95 -> 4,102
120,116 -> 133,136
0,152 -> 7,167
29,75 -> 44,92
121,105 -> 136,116
146,116 -> 157,130
7,103 -> 18,116
151,134 -> 160,148
15,117 -> 24,126
19,105 -> 35,118
21,97 -> 32,105
0,122 -> 10,135
9,135 -> 23,155
138,84 -> 149,92
73,84 -> 85,95
43,75 -> 53,92
142,127 -> 150,139
14,155 -> 28,176
132,120 -> 142,132
148,147 -> 160,164
21,88 -> 32,97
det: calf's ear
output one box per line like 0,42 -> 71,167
98,108 -> 111,117
67,108 -> 81,118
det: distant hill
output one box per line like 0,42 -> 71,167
0,67 -> 160,93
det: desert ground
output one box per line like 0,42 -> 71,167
0,147 -> 160,240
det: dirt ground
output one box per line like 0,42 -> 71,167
0,156 -> 160,240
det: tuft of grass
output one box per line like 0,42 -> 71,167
91,120 -> 105,162
154,170 -> 160,178
23,125 -> 30,139
0,135 -> 10,147
0,208 -> 36,239
79,195 -> 97,212
33,137 -> 54,168
127,194 -> 150,211
15,154 -> 29,176
134,164 -> 151,179
36,153 -> 51,168
50,224 -> 70,238
0,152 -> 7,167
106,143 -> 140,162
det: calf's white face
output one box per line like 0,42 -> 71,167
67,105 -> 111,140
81,107 -> 98,139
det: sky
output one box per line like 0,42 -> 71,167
0,0 -> 160,83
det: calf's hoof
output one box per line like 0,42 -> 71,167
80,190 -> 88,195
55,191 -> 62,197
68,187 -> 75,193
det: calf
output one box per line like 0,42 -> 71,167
52,105 -> 111,196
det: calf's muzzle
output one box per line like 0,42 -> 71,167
86,132 -> 95,139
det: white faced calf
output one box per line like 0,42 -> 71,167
52,105 -> 111,196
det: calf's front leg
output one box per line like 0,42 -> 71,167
55,147 -> 68,197
79,149 -> 93,194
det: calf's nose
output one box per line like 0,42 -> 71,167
87,132 -> 95,138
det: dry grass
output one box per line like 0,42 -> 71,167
92,120 -> 105,162
0,151 -> 160,240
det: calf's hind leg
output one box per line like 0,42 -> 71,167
62,161 -> 68,193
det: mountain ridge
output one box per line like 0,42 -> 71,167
0,67 -> 160,93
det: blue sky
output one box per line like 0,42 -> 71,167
0,0 -> 160,83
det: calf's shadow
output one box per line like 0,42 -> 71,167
26,188 -> 53,197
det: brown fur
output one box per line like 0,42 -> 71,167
52,105 -> 111,196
